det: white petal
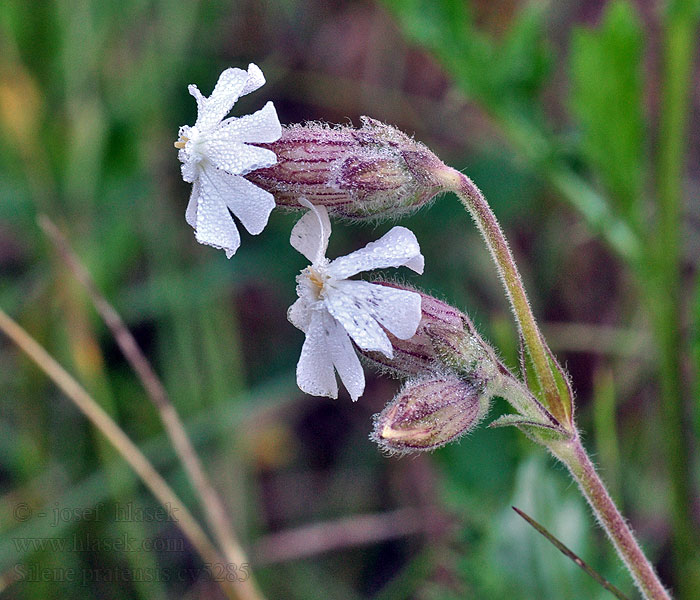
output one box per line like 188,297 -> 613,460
203,171 -> 275,235
323,311 -> 365,401
187,85 -> 207,122
191,67 -> 250,131
177,125 -> 199,183
323,285 -> 393,356
296,310 -> 338,399
240,63 -> 266,96
335,280 -> 422,340
327,226 -> 424,279
185,180 -> 200,227
216,102 -> 281,144
290,199 -> 331,264
180,154 -> 198,183
204,140 -> 278,175
288,297 -> 312,333
404,253 -> 425,274
194,167 -> 242,257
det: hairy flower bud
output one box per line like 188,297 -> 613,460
246,117 -> 444,219
371,373 -> 490,453
360,283 -> 502,380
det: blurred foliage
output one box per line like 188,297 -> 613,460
381,0 -> 553,116
383,0 -> 700,596
569,0 -> 645,224
1,0 -> 698,599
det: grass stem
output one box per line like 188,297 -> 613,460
37,215 -> 263,599
651,4 -> 700,594
0,306 -> 246,600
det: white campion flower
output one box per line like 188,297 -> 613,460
288,198 -> 424,401
175,64 -> 282,258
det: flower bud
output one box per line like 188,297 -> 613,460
371,373 -> 490,453
360,283 -> 501,380
246,117 -> 444,219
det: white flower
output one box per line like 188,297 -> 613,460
176,64 -> 282,258
288,198 -> 424,401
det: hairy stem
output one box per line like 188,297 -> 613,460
435,164 -> 669,596
437,167 -> 566,424
512,506 -> 630,600
553,439 -> 671,600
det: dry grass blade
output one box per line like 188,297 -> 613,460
37,215 -> 263,600
0,306 -> 240,600
252,507 -> 446,565
512,506 -> 630,600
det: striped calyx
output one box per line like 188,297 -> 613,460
371,373 -> 490,453
246,117 -> 444,220
360,282 -> 501,382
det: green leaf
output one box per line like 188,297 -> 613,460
545,343 -> 574,425
381,0 -> 552,111
519,334 -> 574,427
569,0 -> 645,221
489,414 -> 569,439
477,455 -> 630,598
512,507 -> 631,600
666,0 -> 700,19
383,0 -> 641,263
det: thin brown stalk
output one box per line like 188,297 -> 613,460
37,215 -> 263,600
513,506 -> 630,600
0,306 -> 241,600
252,507 -> 444,565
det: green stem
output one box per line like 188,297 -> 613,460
552,438 -> 671,600
439,167 -> 567,424
512,506 -> 631,600
437,163 -> 670,596
652,3 -> 700,594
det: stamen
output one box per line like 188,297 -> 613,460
308,270 -> 325,291
174,135 -> 189,149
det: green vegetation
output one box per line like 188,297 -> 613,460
1,1 -> 698,598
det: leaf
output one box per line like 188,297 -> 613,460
666,0 -> 700,19
519,332 -> 575,427
519,332 -> 547,406
489,413 -> 568,436
569,0 -> 645,221
545,342 -> 575,425
383,0 -> 641,262
490,414 -> 570,445
381,0 -> 552,111
481,455 -> 632,598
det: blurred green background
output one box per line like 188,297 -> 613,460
1,0 -> 698,598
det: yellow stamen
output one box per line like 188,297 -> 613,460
174,135 -> 189,149
308,270 -> 325,291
